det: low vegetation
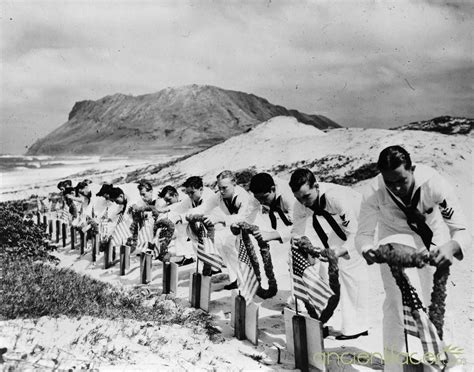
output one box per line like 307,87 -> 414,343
270,155 -> 379,186
0,202 -> 215,336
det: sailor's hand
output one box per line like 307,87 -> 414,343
290,237 -> 300,247
169,214 -> 182,225
362,249 -> 378,265
430,240 -> 460,268
130,204 -> 144,212
257,231 -> 280,243
334,247 -> 350,260
203,215 -> 221,226
253,229 -> 262,240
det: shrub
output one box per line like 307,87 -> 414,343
0,202 -> 215,335
0,202 -> 58,263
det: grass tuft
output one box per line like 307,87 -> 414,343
0,202 -> 216,337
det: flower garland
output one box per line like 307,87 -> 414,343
152,218 -> 175,262
87,218 -> 99,236
230,222 -> 278,299
294,236 -> 340,323
126,210 -> 145,249
186,215 -> 216,275
186,214 -> 216,241
372,244 -> 449,339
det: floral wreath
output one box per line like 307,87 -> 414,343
230,222 -> 278,299
152,218 -> 175,262
370,243 -> 448,339
293,236 -> 340,324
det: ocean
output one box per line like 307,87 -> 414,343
0,154 -> 176,202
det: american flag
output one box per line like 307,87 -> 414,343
235,235 -> 259,303
137,215 -> 154,248
111,213 -> 133,246
398,269 -> 445,362
58,208 -> 72,224
290,247 -> 334,317
188,223 -> 224,270
99,220 -> 112,237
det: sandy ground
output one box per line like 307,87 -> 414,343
2,214 -> 471,370
1,117 -> 472,370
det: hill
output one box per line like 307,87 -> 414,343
26,85 -> 340,156
392,116 -> 473,134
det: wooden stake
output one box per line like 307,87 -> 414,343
190,271 -> 202,308
141,252 -> 152,284
293,314 -> 309,372
55,220 -> 60,243
162,260 -> 171,294
79,230 -> 85,255
48,219 -> 53,238
105,239 -> 115,269
70,226 -> 76,250
62,223 -> 67,248
119,245 -> 130,275
234,292 -> 246,340
91,233 -> 98,262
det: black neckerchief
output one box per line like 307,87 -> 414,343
386,187 -> 433,250
312,193 -> 347,249
269,195 -> 292,229
223,194 -> 239,215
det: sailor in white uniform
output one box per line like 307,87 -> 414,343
355,145 -> 471,371
248,172 -> 295,245
290,168 -> 370,340
165,178 -> 216,265
178,171 -> 259,288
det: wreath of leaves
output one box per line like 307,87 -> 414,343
372,244 -> 448,339
230,222 -> 278,299
152,218 -> 175,262
186,214 -> 215,241
186,215 -> 217,274
293,236 -> 340,323
87,219 -> 99,236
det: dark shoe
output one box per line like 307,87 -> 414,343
223,280 -> 238,290
178,257 -> 195,267
335,330 -> 368,340
323,326 -> 329,338
202,265 -> 222,276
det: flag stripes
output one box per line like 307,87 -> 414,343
397,268 -> 445,364
137,217 -> 154,248
290,247 -> 334,317
111,213 -> 133,246
58,208 -> 72,223
196,237 -> 224,270
188,222 -> 224,270
235,237 -> 259,303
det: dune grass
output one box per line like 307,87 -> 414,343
0,201 -> 217,336
0,258 -> 213,329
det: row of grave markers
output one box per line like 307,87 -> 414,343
34,211 -> 327,372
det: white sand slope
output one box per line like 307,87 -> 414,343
139,116 -> 471,196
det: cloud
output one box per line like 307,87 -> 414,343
0,0 -> 472,154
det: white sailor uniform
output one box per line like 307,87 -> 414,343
292,182 -> 369,336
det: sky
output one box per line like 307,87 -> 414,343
1,0 -> 472,154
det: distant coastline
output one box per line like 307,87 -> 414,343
0,152 -> 186,202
